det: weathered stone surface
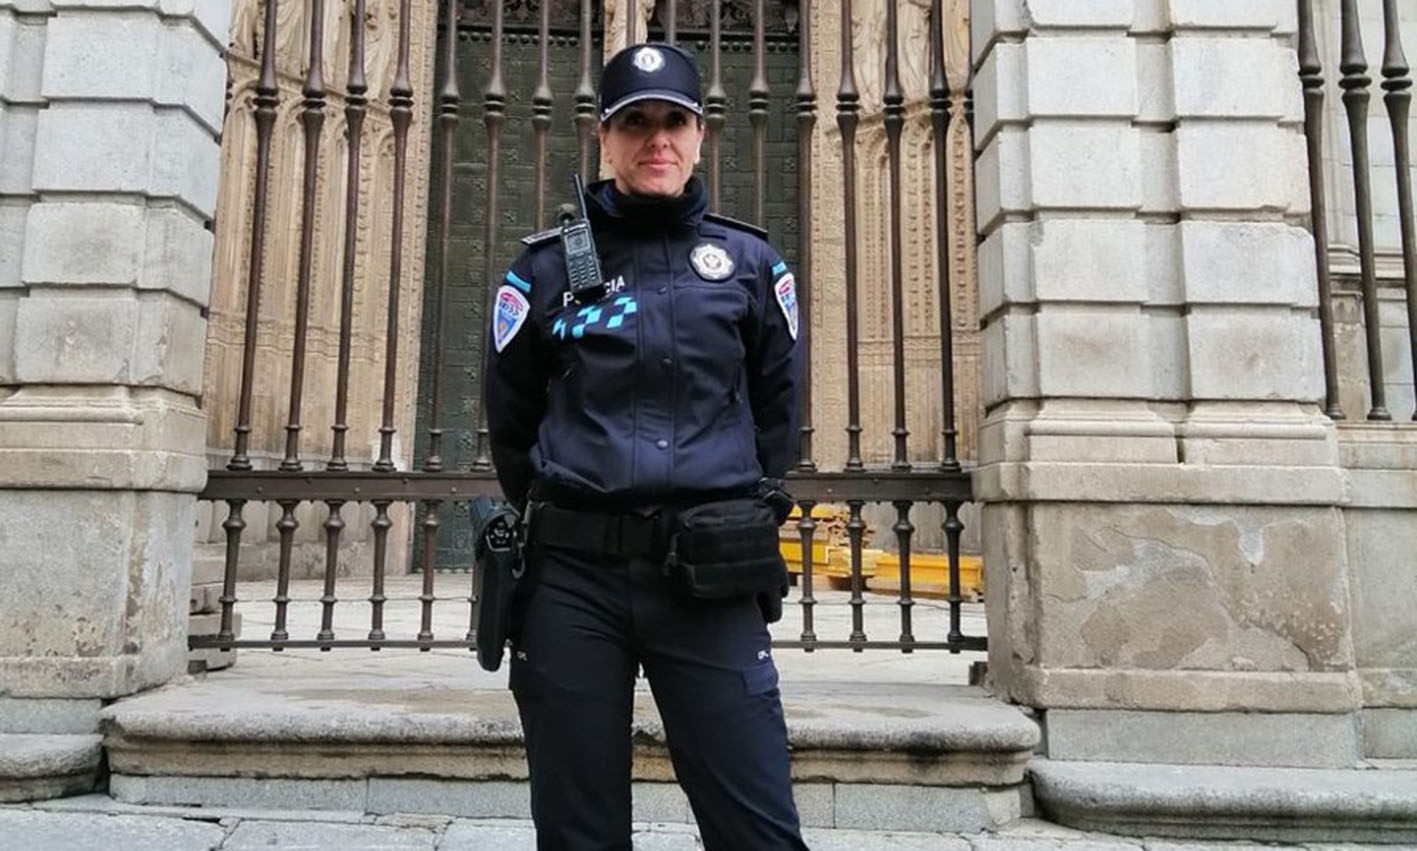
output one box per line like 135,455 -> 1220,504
805,827 -> 970,851
20,201 -> 144,285
366,779 -> 530,820
0,490 -> 192,698
1028,503 -> 1352,674
223,820 -> 437,851
0,734 -> 101,802
1175,122 -> 1292,212
1043,709 -> 1361,768
793,782 -> 834,828
1184,307 -> 1323,402
438,821 -> 540,851
0,699 -> 101,734
1031,759 -> 1417,842
0,809 -> 226,851
1364,709 -> 1417,760
834,783 -> 1001,833
110,774 -> 366,811
1344,507 -> 1417,700
0,388 -> 208,491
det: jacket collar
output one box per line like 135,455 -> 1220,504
586,176 -> 707,234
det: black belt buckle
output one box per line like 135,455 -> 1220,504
606,512 -> 658,559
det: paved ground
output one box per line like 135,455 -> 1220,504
26,577 -> 1403,848
3,800 -> 1413,850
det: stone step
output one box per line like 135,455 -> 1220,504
1031,758 -> 1417,844
0,734 -> 103,803
99,677 -> 1040,833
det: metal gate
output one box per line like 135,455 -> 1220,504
195,0 -> 982,656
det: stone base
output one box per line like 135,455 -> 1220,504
1365,708 -> 1417,759
0,699 -> 102,735
108,774 -> 1023,833
1043,709 -> 1362,768
0,734 -> 102,803
1031,758 -> 1417,843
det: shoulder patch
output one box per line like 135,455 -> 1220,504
520,227 -> 561,248
703,212 -> 768,240
493,285 -> 531,353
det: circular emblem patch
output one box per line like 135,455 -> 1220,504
689,243 -> 735,281
633,47 -> 665,73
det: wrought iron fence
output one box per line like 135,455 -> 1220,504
195,0 -> 981,657
1299,0 -> 1417,422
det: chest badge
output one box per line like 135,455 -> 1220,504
689,243 -> 735,281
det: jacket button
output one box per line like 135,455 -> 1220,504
655,439 -> 669,449
658,287 -> 667,294
660,357 -> 672,368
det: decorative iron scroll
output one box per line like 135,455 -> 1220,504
654,0 -> 798,35
456,0 -> 598,30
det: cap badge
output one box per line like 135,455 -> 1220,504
690,243 -> 734,281
633,47 -> 665,73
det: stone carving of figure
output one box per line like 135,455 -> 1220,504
230,0 -> 261,58
853,0 -> 934,112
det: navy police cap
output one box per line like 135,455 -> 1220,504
599,43 -> 703,122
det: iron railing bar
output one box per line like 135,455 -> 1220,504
893,500 -> 915,651
1297,0 -> 1344,420
945,501 -> 965,649
218,500 -> 245,644
428,0 -> 469,473
575,0 -> 596,181
374,0 -> 419,471
418,500 -> 440,644
795,0 -> 816,472
328,0 -> 368,472
532,0 -> 552,231
884,0 -> 909,471
664,0 -> 676,45
931,0 -> 963,468
228,0 -> 280,472
749,0 -> 767,226
280,0 -> 328,473
191,638 -> 989,652
846,499 -> 866,647
706,2 -> 725,213
1379,0 -> 1417,420
471,4 -> 507,472
795,499 -> 818,646
317,501 -> 345,646
839,0 -> 863,471
271,500 -> 298,644
1339,0 -> 1391,420
198,470 -> 974,503
369,500 -> 392,641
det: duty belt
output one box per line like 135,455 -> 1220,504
530,503 -> 671,559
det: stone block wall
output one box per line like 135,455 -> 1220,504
972,0 -> 1363,759
0,1 -> 229,712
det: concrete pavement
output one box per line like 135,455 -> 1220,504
4,797 -> 1413,850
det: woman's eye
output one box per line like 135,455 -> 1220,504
667,112 -> 687,127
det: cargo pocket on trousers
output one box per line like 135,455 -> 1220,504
743,657 -> 780,698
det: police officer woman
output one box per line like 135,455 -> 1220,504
484,42 -> 808,851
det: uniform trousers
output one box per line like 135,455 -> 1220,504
509,540 -> 809,851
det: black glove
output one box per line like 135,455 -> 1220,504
757,477 -> 795,526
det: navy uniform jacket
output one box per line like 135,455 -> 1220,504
484,177 -> 802,509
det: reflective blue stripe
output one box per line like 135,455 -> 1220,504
771,261 -> 787,276
504,270 -> 532,293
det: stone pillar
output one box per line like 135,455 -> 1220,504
974,0 -> 1362,767
0,0 -> 229,751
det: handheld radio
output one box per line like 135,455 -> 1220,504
561,174 -> 605,304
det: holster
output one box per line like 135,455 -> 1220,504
470,495 -> 525,672
664,498 -> 788,603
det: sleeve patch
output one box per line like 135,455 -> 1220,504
493,285 -> 531,353
774,273 -> 799,341
504,269 -> 532,293
771,260 -> 788,277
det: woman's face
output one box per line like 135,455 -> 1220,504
598,101 -> 704,198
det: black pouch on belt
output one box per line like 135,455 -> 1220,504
664,498 -> 787,599
470,495 -> 524,672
